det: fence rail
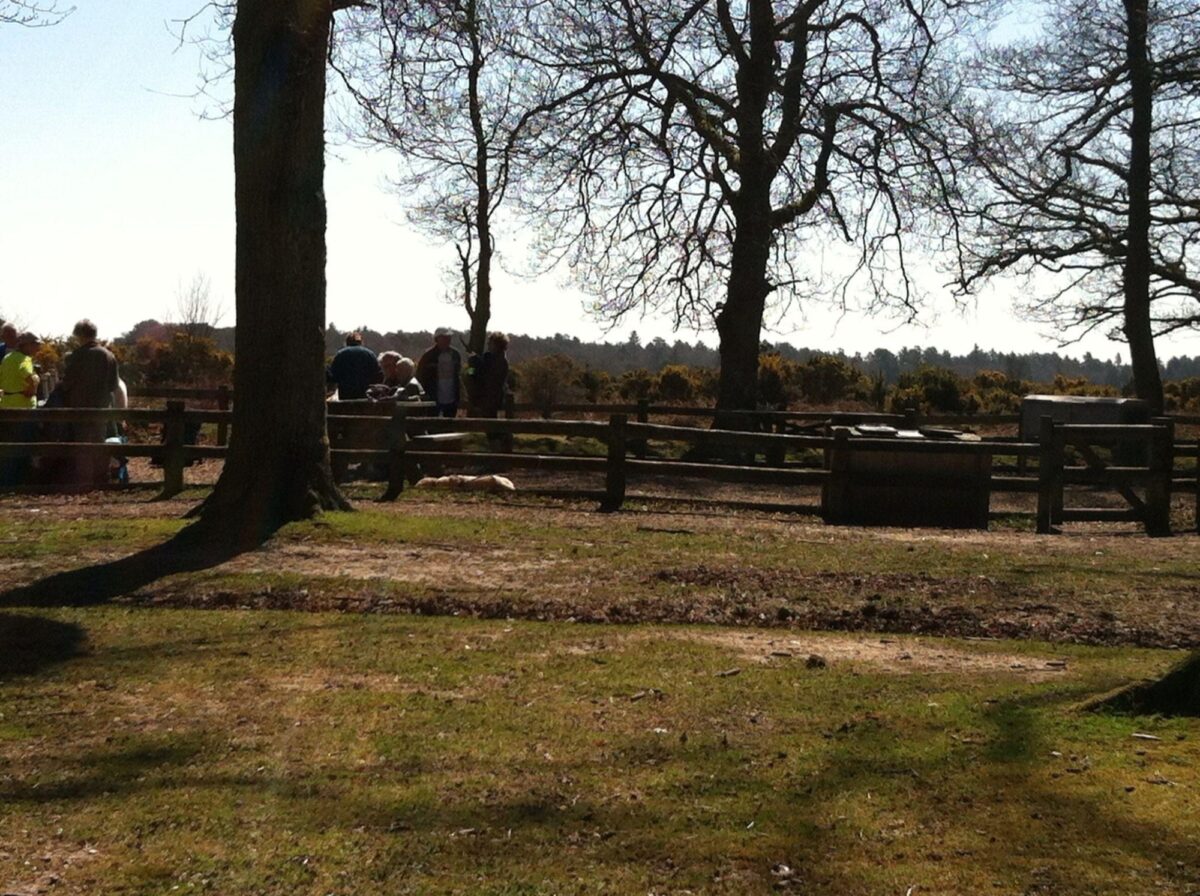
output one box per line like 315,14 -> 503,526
1,403 -> 1195,535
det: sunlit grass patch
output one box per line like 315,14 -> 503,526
1,608 -> 1197,894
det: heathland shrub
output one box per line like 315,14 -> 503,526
655,365 -> 699,403
889,365 -> 977,415
797,354 -> 868,405
514,354 -> 582,416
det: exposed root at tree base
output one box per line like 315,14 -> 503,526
1082,651 -> 1200,717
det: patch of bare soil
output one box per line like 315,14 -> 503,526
6,487 -> 1199,649
646,565 -> 1200,649
0,844 -> 98,896
679,630 -> 1071,679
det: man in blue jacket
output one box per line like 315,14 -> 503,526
326,332 -> 382,400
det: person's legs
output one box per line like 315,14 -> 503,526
70,422 -> 109,490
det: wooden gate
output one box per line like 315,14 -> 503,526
1036,417 -> 1174,535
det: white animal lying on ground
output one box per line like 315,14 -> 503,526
414,474 -> 516,492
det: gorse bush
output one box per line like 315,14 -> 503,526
797,355 -> 869,405
111,332 -> 233,389
1165,378 -> 1200,413
655,365 -> 699,403
758,353 -> 799,408
618,368 -> 655,401
514,354 -> 582,416
577,367 -> 613,403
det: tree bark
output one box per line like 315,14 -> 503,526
465,0 -> 492,358
194,0 -> 350,545
714,209 -> 772,427
712,3 -> 774,429
1123,0 -> 1165,415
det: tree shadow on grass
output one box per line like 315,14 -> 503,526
0,524 -> 248,609
0,613 -> 87,677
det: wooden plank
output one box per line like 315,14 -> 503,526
398,418 -> 610,439
0,408 -> 164,424
406,452 -> 609,472
839,436 -> 1035,457
129,386 -> 229,400
1060,507 -> 1143,522
1061,469 -> 1157,487
989,476 -> 1041,493
628,421 -> 830,451
0,442 -> 160,458
1058,424 -> 1165,440
628,459 -> 828,486
1075,443 -> 1145,512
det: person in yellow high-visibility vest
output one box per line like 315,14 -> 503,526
0,332 -> 41,486
0,331 -> 40,408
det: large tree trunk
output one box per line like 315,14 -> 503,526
712,0 -> 775,431
713,216 -> 771,428
1123,0 -> 1164,415
194,0 -> 349,545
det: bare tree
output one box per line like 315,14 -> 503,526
0,0 -> 74,26
950,0 -> 1200,414
333,0 -> 549,355
520,0 -> 975,419
172,272 -> 226,339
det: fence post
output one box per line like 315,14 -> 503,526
600,413 -> 627,512
380,405 -> 409,501
216,384 -> 231,447
632,398 -> 650,459
821,427 -> 851,523
765,414 -> 786,466
1036,415 -> 1059,534
1145,417 -> 1173,537
503,393 -> 516,419
1195,435 -> 1200,536
903,406 -> 920,431
160,399 -> 186,498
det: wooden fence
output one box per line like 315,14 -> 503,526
1,400 -> 1196,535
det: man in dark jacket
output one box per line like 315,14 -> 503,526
468,332 -> 511,418
416,327 -> 462,417
61,319 -> 120,488
326,332 -> 382,400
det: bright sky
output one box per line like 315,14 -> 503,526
2,2 -> 1198,363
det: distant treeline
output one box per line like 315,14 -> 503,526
115,319 -> 1200,387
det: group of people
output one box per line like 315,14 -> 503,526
0,319 -> 123,487
0,321 -> 510,490
327,327 -> 511,418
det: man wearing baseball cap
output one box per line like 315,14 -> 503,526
416,327 -> 462,417
0,332 -> 41,409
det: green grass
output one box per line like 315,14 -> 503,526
1,608 -> 1197,895
0,517 -> 185,560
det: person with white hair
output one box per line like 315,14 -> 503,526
369,352 -> 425,401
